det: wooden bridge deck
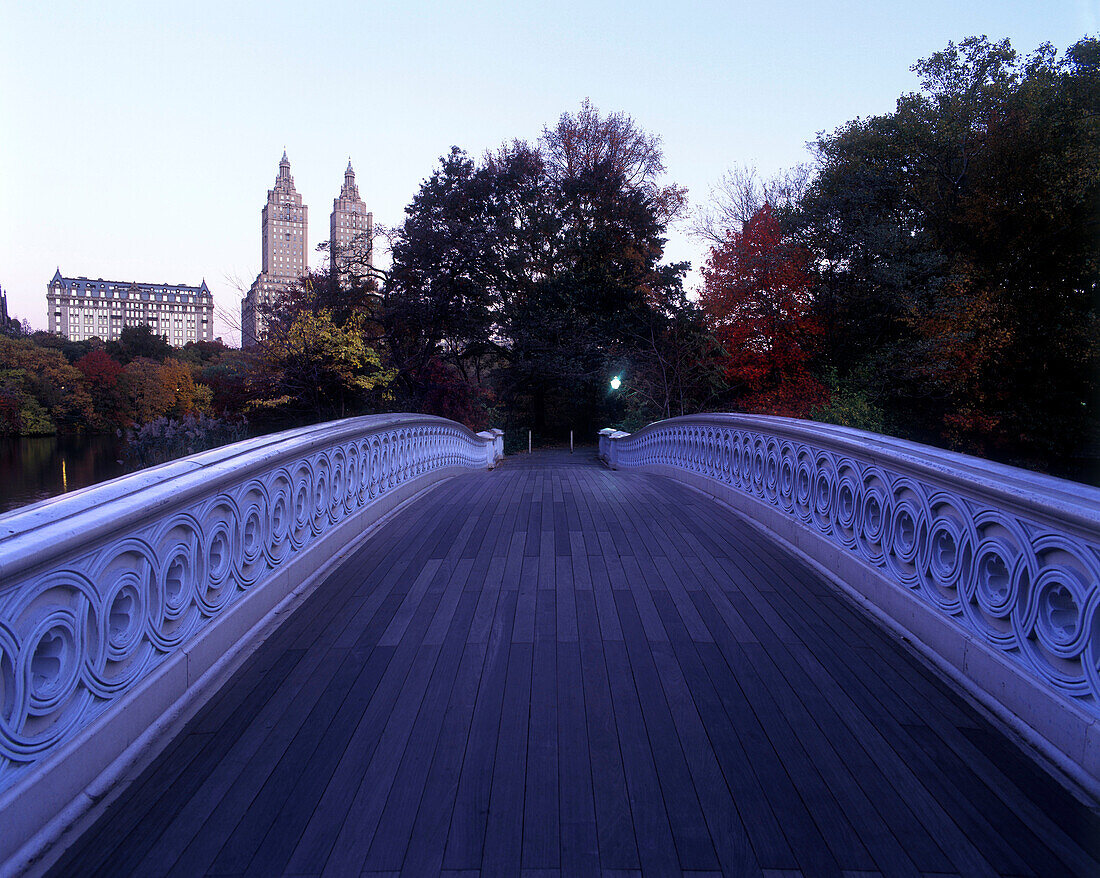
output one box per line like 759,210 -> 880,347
50,450 -> 1100,877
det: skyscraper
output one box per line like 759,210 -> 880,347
329,160 -> 372,283
241,151 -> 308,347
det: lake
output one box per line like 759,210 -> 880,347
0,434 -> 130,515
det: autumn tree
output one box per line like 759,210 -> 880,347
117,358 -> 212,425
0,336 -> 94,434
701,204 -> 826,416
252,308 -> 394,422
75,349 -> 127,429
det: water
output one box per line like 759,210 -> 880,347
0,434 -> 130,515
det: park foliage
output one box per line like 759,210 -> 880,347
1,36 -> 1095,479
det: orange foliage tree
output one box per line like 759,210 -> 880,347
700,204 -> 826,416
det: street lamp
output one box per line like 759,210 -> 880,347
610,375 -> 622,391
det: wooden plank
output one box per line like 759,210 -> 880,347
240,642 -> 399,877
443,589 -> 518,871
575,589 -> 639,872
613,590 -> 720,872
688,597 -> 842,877
556,639 -> 600,876
424,558 -> 473,645
480,640 -> 533,873
746,591 -> 1003,876
514,554 -> 538,643
523,591 -> 559,869
360,590 -> 480,872
316,643 -> 443,876
284,588 -> 444,873
555,557 -> 579,642
378,559 -> 442,647
740,636 -> 922,877
620,555 -> 669,643
149,646 -> 350,877
651,589 -> 793,871
203,648 -> 369,875
961,726 -> 1100,872
652,556 -> 712,642
234,591 -> 407,877
398,637 -> 489,877
47,461 -> 1100,878
586,554 -> 623,642
603,638 -> 681,874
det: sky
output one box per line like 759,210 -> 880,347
1,1 -> 1094,345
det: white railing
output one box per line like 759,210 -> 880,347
0,415 -> 501,797
603,414 -> 1100,787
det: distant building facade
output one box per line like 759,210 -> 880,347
0,286 -> 8,325
47,269 -> 214,345
329,160 -> 373,282
241,151 -> 309,347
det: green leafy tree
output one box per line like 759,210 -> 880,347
385,103 -> 692,438
795,35 -> 1100,467
107,323 -> 173,364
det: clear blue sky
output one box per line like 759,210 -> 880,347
1,1 -> 1093,345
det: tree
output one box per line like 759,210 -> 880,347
107,324 -> 173,364
118,358 -> 212,425
692,163 -> 812,247
384,102 -> 692,437
385,145 -> 541,399
75,349 -> 127,429
623,283 -> 726,424
178,338 -> 233,366
29,330 -> 101,364
200,348 -> 257,416
795,35 -> 1100,466
701,204 -> 826,416
0,336 -> 94,433
252,308 -> 394,422
541,98 -> 688,224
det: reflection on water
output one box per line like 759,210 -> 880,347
0,434 -> 129,515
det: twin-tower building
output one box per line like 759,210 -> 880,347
240,152 -> 373,347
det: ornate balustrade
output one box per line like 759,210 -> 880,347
0,414 -> 500,868
602,414 -> 1100,791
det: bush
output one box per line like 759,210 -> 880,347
810,368 -> 887,434
122,413 -> 248,469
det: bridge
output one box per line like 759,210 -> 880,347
1,414 -> 1098,876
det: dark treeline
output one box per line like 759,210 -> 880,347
2,36 -> 1096,480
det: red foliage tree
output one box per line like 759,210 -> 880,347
75,349 -> 128,428
700,204 -> 826,417
75,349 -> 122,389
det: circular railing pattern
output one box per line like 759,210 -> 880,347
609,419 -> 1100,714
0,419 -> 495,790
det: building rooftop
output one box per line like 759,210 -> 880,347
49,269 -> 213,300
